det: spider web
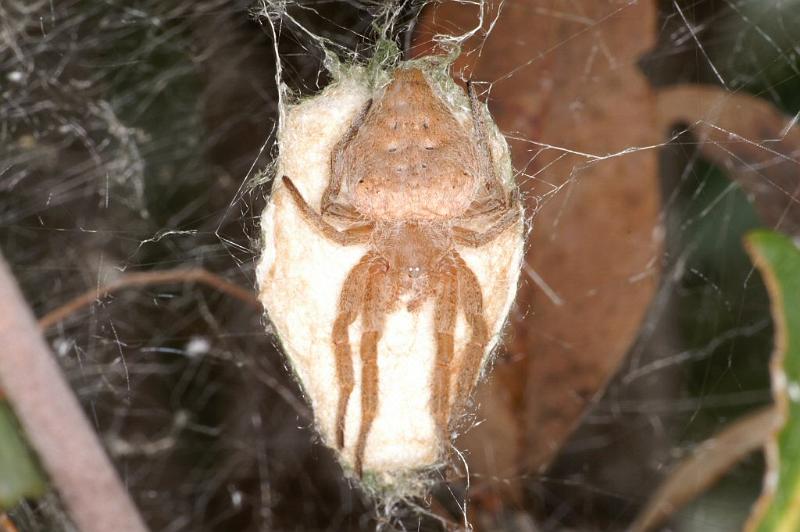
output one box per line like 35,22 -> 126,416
1,0 -> 797,530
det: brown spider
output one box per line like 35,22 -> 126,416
281,67 -> 521,476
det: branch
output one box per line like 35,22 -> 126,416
0,253 -> 149,532
0,514 -> 19,532
38,268 -> 262,330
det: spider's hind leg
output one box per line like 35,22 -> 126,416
322,98 -> 373,215
467,80 -> 509,212
281,177 -> 374,245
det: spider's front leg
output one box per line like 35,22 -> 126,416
431,262 -> 458,446
451,254 -> 490,420
331,253 -> 378,449
353,261 -> 390,477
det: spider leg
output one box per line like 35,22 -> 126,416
331,252 -> 377,449
322,98 -> 373,213
431,261 -> 458,445
353,263 -> 389,477
322,201 -> 365,223
282,176 -> 374,245
461,196 -> 505,219
355,330 -> 379,478
467,79 -> 509,211
451,253 -> 489,422
452,189 -> 521,248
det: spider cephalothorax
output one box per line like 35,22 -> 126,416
279,67 -> 521,476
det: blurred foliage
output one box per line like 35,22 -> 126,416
0,401 -> 46,509
712,0 -> 800,113
672,159 -> 771,432
745,230 -> 800,532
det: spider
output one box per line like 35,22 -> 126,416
280,67 -> 521,476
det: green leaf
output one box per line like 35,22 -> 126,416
745,230 -> 800,532
0,398 -> 47,509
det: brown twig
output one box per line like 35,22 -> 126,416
630,406 -> 779,532
38,268 -> 262,330
0,253 -> 150,532
656,85 -> 800,236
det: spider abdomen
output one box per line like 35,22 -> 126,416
342,68 -> 483,220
